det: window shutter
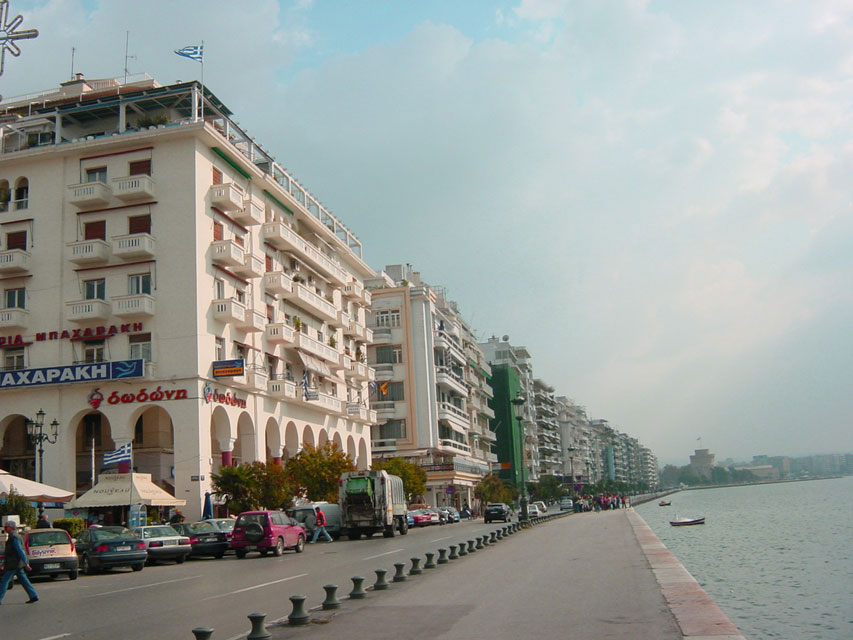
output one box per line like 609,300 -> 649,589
128,214 -> 151,234
213,222 -> 223,241
234,235 -> 244,247
212,168 -> 223,185
6,231 -> 27,250
84,221 -> 106,240
129,159 -> 152,176
265,254 -> 273,272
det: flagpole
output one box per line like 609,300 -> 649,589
200,40 -> 205,122
128,443 -> 134,527
91,437 -> 95,488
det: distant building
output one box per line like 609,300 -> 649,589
689,448 -> 716,479
732,464 -> 779,481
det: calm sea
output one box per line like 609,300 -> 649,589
636,476 -> 852,640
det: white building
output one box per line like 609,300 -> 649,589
0,74 -> 375,520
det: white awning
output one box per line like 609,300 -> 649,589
0,469 -> 73,503
298,352 -> 331,377
70,473 -> 186,508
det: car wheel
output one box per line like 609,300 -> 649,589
399,519 -> 409,535
132,563 -> 144,572
235,550 -> 247,559
273,537 -> 284,557
175,555 -> 186,564
294,535 -> 305,553
69,570 -> 78,580
81,555 -> 96,576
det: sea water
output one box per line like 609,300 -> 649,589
636,476 -> 852,639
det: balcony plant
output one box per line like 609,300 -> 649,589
293,316 -> 303,332
328,335 -> 337,348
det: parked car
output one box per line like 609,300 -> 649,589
484,503 -> 512,523
172,522 -> 229,558
439,507 -> 460,523
411,509 -> 433,527
290,503 -> 342,540
559,497 -> 573,511
424,507 -> 447,525
202,518 -> 236,549
130,525 -> 192,565
14,528 -> 79,580
534,501 -> 548,514
526,504 -> 541,517
75,527 -> 148,574
230,511 -> 306,558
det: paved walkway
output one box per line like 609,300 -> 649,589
264,509 -> 745,639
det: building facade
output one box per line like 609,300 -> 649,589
0,74 -> 376,519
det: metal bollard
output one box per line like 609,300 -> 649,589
425,552 -> 437,568
287,597 -> 310,626
322,584 -> 341,610
437,548 -> 449,564
457,541 -> 468,556
349,576 -> 367,599
475,537 -> 484,550
448,544 -> 459,560
247,613 -> 271,639
392,562 -> 408,582
410,557 -> 422,575
374,569 -> 390,590
467,540 -> 476,553
192,629 -> 214,640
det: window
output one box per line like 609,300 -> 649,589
267,355 -> 278,377
3,347 -> 25,371
129,159 -> 151,176
215,337 -> 225,361
4,288 -> 25,309
0,179 -> 9,212
234,234 -> 244,247
266,303 -> 274,322
134,417 -> 144,446
235,289 -> 245,304
84,221 -> 106,240
128,274 -> 152,295
6,230 -> 26,250
214,279 -> 225,300
374,309 -> 401,327
265,254 -> 273,272
129,333 -> 151,362
378,419 -> 406,440
83,339 -> 106,363
375,345 -> 403,364
86,167 -> 107,183
84,279 -> 106,300
212,167 -> 223,185
128,214 -> 151,234
377,381 -> 404,402
13,178 -> 28,210
235,343 -> 246,360
213,221 -> 223,241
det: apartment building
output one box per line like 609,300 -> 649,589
533,379 -> 562,476
365,265 -> 495,509
0,74 -> 375,519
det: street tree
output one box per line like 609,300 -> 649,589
251,461 -> 295,510
371,457 -> 427,503
286,442 -> 355,502
475,474 -> 517,505
212,463 -> 260,514
0,489 -> 36,527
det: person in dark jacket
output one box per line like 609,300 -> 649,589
35,515 -> 51,529
0,521 -> 39,604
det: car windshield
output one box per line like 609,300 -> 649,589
100,526 -> 131,534
189,522 -> 216,533
141,526 -> 178,538
210,519 -> 235,531
27,531 -> 69,546
91,530 -> 126,542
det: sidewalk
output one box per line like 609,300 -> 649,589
268,510 -> 744,639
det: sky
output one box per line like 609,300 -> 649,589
2,0 -> 851,465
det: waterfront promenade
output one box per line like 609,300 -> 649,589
273,509 -> 745,640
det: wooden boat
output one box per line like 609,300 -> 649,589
670,516 -> 705,526
658,500 -> 671,506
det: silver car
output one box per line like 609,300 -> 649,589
130,525 -> 192,565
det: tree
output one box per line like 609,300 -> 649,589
212,464 -> 259,514
286,442 -> 355,503
251,461 -> 295,510
529,475 -> 563,502
0,489 -> 36,527
475,474 -> 517,505
371,457 -> 427,503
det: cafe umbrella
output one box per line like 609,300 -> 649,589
0,469 -> 74,503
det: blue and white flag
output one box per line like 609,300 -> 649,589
103,442 -> 132,466
368,380 -> 378,397
174,44 -> 204,62
302,370 -> 310,400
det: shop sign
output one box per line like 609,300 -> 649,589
0,322 -> 145,347
212,359 -> 244,377
0,359 -> 144,390
202,382 -> 247,409
87,385 -> 189,409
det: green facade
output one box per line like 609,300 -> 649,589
487,364 -> 524,490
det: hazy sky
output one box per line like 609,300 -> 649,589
3,1 -> 851,464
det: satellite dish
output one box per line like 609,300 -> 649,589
502,335 -> 510,342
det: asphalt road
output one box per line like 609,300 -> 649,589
0,515 -> 514,640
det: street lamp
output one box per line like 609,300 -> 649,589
510,393 -> 529,524
566,446 -> 576,489
26,409 -> 59,517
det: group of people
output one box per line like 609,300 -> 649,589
572,494 -> 629,513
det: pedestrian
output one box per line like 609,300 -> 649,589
309,506 -> 333,543
0,521 -> 39,605
35,514 -> 51,529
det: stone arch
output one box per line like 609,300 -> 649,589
357,438 -> 369,470
318,429 -> 329,447
284,421 -> 299,460
13,176 -> 28,208
70,409 -> 116,493
332,432 -> 343,452
346,435 -> 356,464
127,404 -> 175,492
301,425 -> 315,450
264,417 -> 282,463
232,411 -> 256,465
0,414 -> 34,478
210,406 -> 234,471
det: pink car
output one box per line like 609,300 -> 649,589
230,511 -> 306,558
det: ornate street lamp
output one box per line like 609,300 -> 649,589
26,409 -> 59,517
510,394 -> 529,524
566,446 -> 576,489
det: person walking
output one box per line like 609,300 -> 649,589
0,521 -> 39,605
309,506 -> 333,543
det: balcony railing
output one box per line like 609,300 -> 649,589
112,175 -> 155,201
238,310 -> 265,333
0,249 -> 30,273
233,253 -> 264,279
112,233 -> 155,260
208,183 -> 244,211
67,239 -> 110,265
210,239 -> 245,268
232,198 -> 263,226
265,322 -> 296,345
371,327 -> 392,344
67,181 -> 111,208
268,377 -> 297,400
439,439 -> 471,455
112,294 -> 155,318
66,299 -> 111,322
285,283 -> 338,323
296,332 -> 339,364
0,308 -> 29,330
211,298 -> 245,324
343,281 -> 363,299
312,392 -> 343,414
260,222 -> 348,285
263,271 -> 293,296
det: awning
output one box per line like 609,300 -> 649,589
70,473 -> 186,508
0,469 -> 73,503
298,352 -> 331,377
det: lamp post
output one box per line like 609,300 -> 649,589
510,394 -> 529,524
26,409 -> 59,518
566,446 -> 576,490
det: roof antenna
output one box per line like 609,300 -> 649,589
123,31 -> 136,84
70,46 -> 75,80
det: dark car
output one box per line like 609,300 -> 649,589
75,527 -> 148,574
172,522 -> 229,559
484,503 -> 512,523
231,511 -> 306,558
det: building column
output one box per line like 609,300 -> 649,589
219,437 -> 237,467
272,445 -> 284,467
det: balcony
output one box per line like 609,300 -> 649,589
434,331 -> 466,363
268,377 -> 297,400
311,392 -> 344,414
67,239 -> 110,265
112,175 -> 155,201
436,367 -> 467,396
0,249 -> 30,274
347,403 -> 371,422
343,281 -> 363,300
285,283 -> 338,324
112,294 -> 155,318
350,361 -> 375,382
263,271 -> 293,296
67,181 -> 111,208
260,222 -> 348,285
208,183 -> 244,212
372,363 -> 394,381
233,253 -> 264,279
439,439 -> 472,455
371,327 -> 392,344
335,310 -> 350,330
362,290 -> 372,306
210,239 -> 245,268
438,401 -> 469,430
233,198 -> 264,226
344,320 -> 366,339
234,368 -> 268,391
265,322 -> 296,345
66,299 -> 111,322
0,308 -> 30,330
211,298 -> 245,324
363,327 -> 373,343
372,400 -> 396,416
238,310 -> 265,333
296,333 -> 339,365
112,233 -> 155,260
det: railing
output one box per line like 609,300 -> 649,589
439,439 -> 472,455
112,294 -> 155,317
0,249 -> 30,272
112,175 -> 155,200
296,332 -> 339,364
112,233 -> 155,259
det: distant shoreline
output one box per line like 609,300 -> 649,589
679,474 -> 846,492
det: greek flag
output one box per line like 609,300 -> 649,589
302,370 -> 310,400
368,380 -> 378,397
174,44 -> 204,62
104,442 -> 132,466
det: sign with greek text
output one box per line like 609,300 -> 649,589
0,359 -> 144,390
87,385 -> 189,409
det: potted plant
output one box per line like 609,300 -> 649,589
293,316 -> 302,332
328,335 -> 337,348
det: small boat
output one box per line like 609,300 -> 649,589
658,500 -> 671,506
670,516 -> 705,526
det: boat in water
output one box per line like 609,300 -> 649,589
659,500 -> 671,506
670,516 -> 705,526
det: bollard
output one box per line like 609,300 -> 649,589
322,584 -> 341,610
448,544 -> 459,560
437,548 -> 449,564
467,540 -> 476,553
475,537 -> 484,550
392,562 -> 408,582
287,597 -> 310,627
425,552 -> 437,568
192,629 -> 214,640
481,533 -> 490,546
349,576 -> 367,599
457,541 -> 468,556
493,530 -> 500,542
374,569 -> 390,590
247,613 -> 271,639
410,557 -> 422,575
